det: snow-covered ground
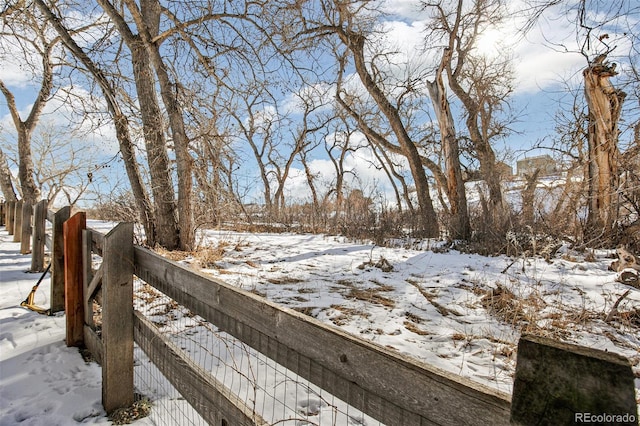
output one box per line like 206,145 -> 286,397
1,223 -> 639,425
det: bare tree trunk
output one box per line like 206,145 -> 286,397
131,41 -> 180,249
131,0 -> 194,250
344,34 -> 438,237
521,169 -> 540,226
583,55 -> 626,239
97,0 -> 180,249
434,0 -> 510,231
427,54 -> 470,240
35,0 -> 157,246
0,148 -> 18,202
0,52 -> 51,204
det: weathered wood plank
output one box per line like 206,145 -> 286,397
134,246 -> 511,426
30,199 -> 47,272
511,334 -> 638,426
20,202 -> 32,254
101,223 -> 134,413
44,233 -> 52,251
82,229 -> 95,329
84,324 -> 103,365
6,201 -> 15,234
134,311 -> 268,426
50,206 -> 70,314
64,212 -> 86,347
89,229 -> 104,256
86,266 -> 103,304
13,200 -> 23,242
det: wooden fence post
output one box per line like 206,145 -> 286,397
0,202 -> 4,226
64,212 -> 86,347
20,202 -> 33,254
30,200 -> 48,272
50,206 -> 71,314
6,200 -> 15,235
13,200 -> 23,242
511,334 -> 638,425
101,222 -> 134,413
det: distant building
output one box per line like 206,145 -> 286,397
516,155 -> 558,177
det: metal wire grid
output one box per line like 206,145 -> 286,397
132,280 -> 383,425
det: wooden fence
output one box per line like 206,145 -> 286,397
3,199 -> 70,313
68,216 -> 510,423
2,200 -> 638,425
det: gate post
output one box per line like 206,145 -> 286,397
13,200 -> 23,242
6,200 -> 15,235
30,199 -> 48,272
64,212 -> 86,347
50,206 -> 71,313
511,334 -> 638,425
20,201 -> 33,254
101,222 -> 134,413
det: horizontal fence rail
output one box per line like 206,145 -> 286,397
133,246 -> 512,425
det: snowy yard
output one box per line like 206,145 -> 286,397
1,223 -> 639,424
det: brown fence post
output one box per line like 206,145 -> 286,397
13,200 -> 23,242
50,206 -> 71,314
64,212 -> 86,347
30,200 -> 48,272
101,222 -> 134,413
511,334 -> 638,425
20,202 -> 33,254
0,202 -> 4,226
6,200 -> 15,235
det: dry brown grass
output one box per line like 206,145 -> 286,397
346,288 -> 396,308
329,305 -> 370,326
266,277 -> 305,285
403,321 -> 431,335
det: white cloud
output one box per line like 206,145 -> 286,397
369,0 -> 632,96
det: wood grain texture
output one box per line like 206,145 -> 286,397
50,206 -> 70,314
30,199 -> 47,272
20,202 -> 31,254
64,212 -> 86,347
13,200 -> 22,242
6,201 -> 15,234
101,223 -> 134,413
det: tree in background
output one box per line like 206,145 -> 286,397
423,0 -> 514,234
0,5 -> 57,204
299,1 -> 440,237
0,147 -> 18,202
583,53 -> 625,240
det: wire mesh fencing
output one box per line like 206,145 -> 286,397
132,280 -> 383,426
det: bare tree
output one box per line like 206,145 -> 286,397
583,54 -> 626,238
0,6 -> 56,204
426,47 -> 470,239
424,0 -> 514,231
0,147 -> 18,202
300,7 -> 441,237
34,0 -> 158,246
